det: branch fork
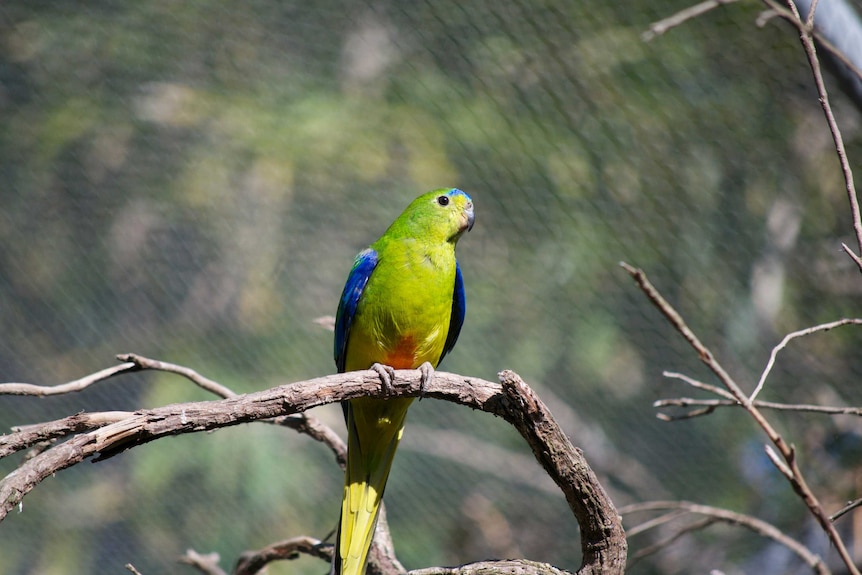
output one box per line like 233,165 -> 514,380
0,361 -> 625,575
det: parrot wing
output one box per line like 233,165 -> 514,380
439,261 -> 465,363
335,248 -> 379,373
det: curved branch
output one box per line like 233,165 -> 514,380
116,353 -> 238,399
0,362 -> 137,396
0,353 -> 239,399
0,368 -> 625,575
621,501 -> 829,575
232,536 -> 330,575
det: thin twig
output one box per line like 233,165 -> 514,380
621,501 -> 829,575
750,319 -> 862,401
621,262 -> 858,575
642,0 -> 741,41
0,353 -> 238,399
765,444 -> 795,480
179,550 -> 229,575
766,0 -> 862,270
756,2 -> 862,84
663,371 -> 737,401
117,353 -> 237,398
831,496 -> 862,522
0,362 -> 137,396
655,406 -> 717,421
645,0 -> 862,269
623,509 -> 690,538
805,0 -> 820,29
655,396 -> 862,417
629,517 -> 718,563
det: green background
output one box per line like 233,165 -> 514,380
2,1 -> 862,573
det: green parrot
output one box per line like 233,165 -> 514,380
332,188 -> 474,575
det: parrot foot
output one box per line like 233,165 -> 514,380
418,361 -> 435,400
370,363 -> 396,396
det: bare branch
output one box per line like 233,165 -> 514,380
628,517 -> 717,563
179,550 -> 229,575
621,501 -> 830,575
0,369 -> 340,474
647,0 -> 862,269
655,405 -> 717,421
662,371 -> 737,401
117,353 -> 237,398
831,496 -> 862,521
1,411 -> 133,457
806,0 -> 820,28
656,397 -> 862,417
496,370 -> 626,574
622,262 -> 858,574
0,367 -> 625,575
767,0 -> 862,270
0,352 -> 238,399
642,0 -> 741,41
750,319 -> 862,401
0,362 -> 137,396
765,444 -> 795,480
233,536 -> 330,575
623,509 -> 689,538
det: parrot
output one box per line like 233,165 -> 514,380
332,188 -> 475,575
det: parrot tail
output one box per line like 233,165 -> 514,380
332,396 -> 414,575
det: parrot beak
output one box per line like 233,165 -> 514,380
463,202 -> 475,232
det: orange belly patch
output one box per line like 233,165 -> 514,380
385,335 -> 418,369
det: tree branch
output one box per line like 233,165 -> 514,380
232,536 -> 330,575
655,396 -> 862,419
621,501 -> 829,575
621,262 -> 859,574
116,353 -> 238,398
646,0 -> 862,271
179,550 -> 229,575
769,0 -> 862,270
642,0 -> 741,41
750,318 -> 862,401
0,362 -> 137,396
0,366 -> 625,575
1,411 -> 133,457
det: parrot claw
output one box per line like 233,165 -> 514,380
418,361 -> 435,400
370,363 -> 396,396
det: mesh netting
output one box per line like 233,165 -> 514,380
2,1 -> 862,573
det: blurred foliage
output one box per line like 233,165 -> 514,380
2,0 -> 862,574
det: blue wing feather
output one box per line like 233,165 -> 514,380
334,248 -> 379,373
439,261 -> 466,364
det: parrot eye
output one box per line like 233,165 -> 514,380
437,195 -> 450,206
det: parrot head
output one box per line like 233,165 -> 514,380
391,188 -> 474,244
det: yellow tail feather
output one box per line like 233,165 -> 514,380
336,396 -> 413,575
